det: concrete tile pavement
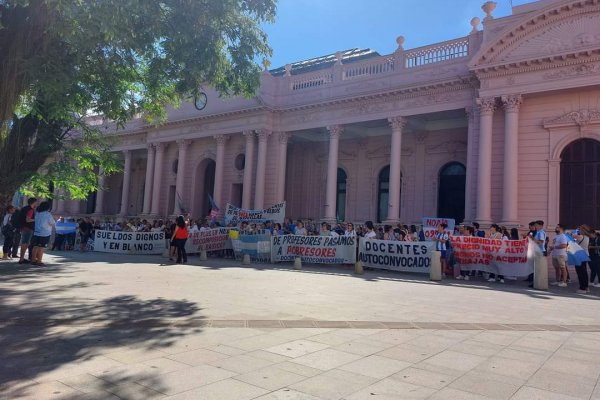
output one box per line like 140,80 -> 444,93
1,252 -> 600,399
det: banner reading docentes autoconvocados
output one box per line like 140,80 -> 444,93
94,230 -> 166,254
271,235 -> 356,264
358,239 -> 434,273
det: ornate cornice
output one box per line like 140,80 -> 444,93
543,109 -> 600,128
153,142 -> 168,151
177,139 -> 192,148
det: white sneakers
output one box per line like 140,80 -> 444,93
592,283 -> 600,288
488,278 -> 496,282
558,282 -> 567,287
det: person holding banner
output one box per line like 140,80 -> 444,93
294,221 -> 307,236
171,215 -> 188,264
487,224 -> 505,283
344,223 -> 356,237
433,223 -> 450,275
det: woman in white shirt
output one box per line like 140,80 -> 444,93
344,223 -> 356,237
488,224 -> 504,283
31,201 -> 55,266
364,221 -> 377,239
294,221 -> 307,236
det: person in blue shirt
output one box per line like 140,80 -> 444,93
31,201 -> 55,266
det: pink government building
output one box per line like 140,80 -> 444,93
53,0 -> 600,229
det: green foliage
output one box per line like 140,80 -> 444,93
0,0 -> 276,205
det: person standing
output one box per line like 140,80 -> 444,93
294,221 -> 307,236
1,205 -> 16,259
78,217 -> 93,252
364,221 -> 377,239
588,229 -> 600,287
573,225 -> 590,294
433,223 -> 450,275
18,198 -> 38,264
344,223 -> 356,237
488,224 -> 505,283
172,215 -> 188,264
30,201 -> 55,266
549,224 -> 569,287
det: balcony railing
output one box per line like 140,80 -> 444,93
290,72 -> 333,91
342,56 -> 394,80
404,37 -> 470,68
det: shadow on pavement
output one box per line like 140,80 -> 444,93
0,261 -> 203,398
41,250 -> 600,302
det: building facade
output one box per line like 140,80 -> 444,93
54,0 -> 600,228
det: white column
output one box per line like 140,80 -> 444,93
213,134 -> 228,209
150,142 -> 167,215
386,116 -> 406,223
173,139 -> 192,215
501,94 -> 522,226
463,107 -> 476,223
142,144 -> 155,214
254,129 -> 271,209
324,125 -> 343,222
242,131 -> 255,209
475,97 -> 496,225
93,167 -> 105,215
276,132 -> 290,203
119,150 -> 132,216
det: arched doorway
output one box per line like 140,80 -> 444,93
192,159 -> 216,218
560,138 -> 600,228
437,162 -> 466,223
336,168 -> 347,222
377,165 -> 402,223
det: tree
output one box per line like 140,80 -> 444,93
0,0 -> 275,209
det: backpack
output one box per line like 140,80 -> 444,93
10,209 -> 24,230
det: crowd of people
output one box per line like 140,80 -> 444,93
2,198 -> 599,295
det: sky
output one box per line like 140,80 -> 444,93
262,0 -> 536,68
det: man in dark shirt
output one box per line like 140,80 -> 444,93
19,198 -> 38,264
79,217 -> 93,252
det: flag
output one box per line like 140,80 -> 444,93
208,193 -> 219,222
176,192 -> 188,214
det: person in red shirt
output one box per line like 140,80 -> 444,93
171,215 -> 188,264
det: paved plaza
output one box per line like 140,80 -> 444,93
1,252 -> 600,399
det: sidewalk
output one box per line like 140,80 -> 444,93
0,252 -> 599,399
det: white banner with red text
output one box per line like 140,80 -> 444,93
185,228 -> 232,253
271,235 -> 356,264
449,236 -> 533,276
358,238 -> 435,273
224,202 -> 286,226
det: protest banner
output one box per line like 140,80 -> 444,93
232,230 -> 272,262
94,230 -> 166,255
55,221 -> 78,235
358,238 -> 434,273
185,228 -> 232,253
449,236 -> 533,276
224,202 -> 286,226
422,217 -> 456,241
271,235 -> 356,264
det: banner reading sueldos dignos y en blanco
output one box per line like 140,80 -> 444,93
271,235 -> 356,264
358,238 -> 434,273
224,202 -> 286,225
94,230 -> 166,255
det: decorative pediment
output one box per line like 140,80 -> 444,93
543,109 -> 600,128
471,0 -> 600,70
